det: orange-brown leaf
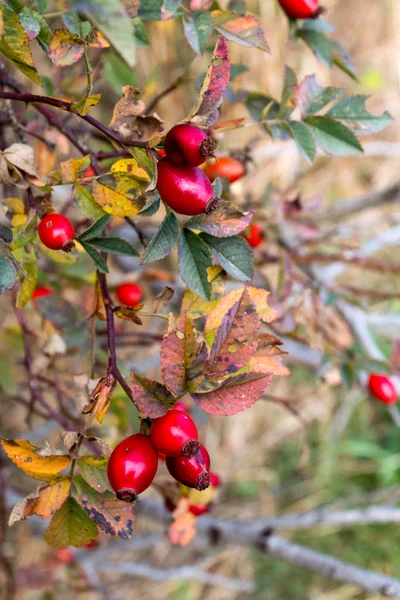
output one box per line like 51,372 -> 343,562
168,512 -> 197,546
9,478 -> 70,525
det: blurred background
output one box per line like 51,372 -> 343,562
2,0 -> 400,598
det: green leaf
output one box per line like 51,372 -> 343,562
16,254 -> 37,309
0,254 -> 17,295
18,7 -> 41,40
132,16 -> 149,46
78,215 -> 111,242
230,63 -> 248,81
70,0 -> 136,67
296,75 -> 342,118
138,0 -> 181,20
36,0 -> 48,14
211,10 -> 270,53
278,65 -> 297,119
245,92 -> 280,122
212,177 -> 223,197
183,10 -> 213,55
142,212 -> 180,264
304,116 -> 363,157
44,497 -> 98,548
332,40 -> 357,81
78,456 -> 111,494
0,4 -> 41,85
11,211 -> 38,250
298,29 -> 334,66
103,51 -> 137,94
200,233 -> 253,282
138,193 -> 160,217
288,121 -> 316,163
326,95 -> 393,135
87,237 -> 139,257
80,241 -> 108,273
74,184 -> 106,220
179,229 -> 212,300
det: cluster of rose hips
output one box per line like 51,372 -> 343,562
107,406 -> 215,506
278,0 -> 323,20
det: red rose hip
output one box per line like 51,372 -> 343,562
166,443 -> 211,491
242,223 -> 264,248
368,374 -> 397,405
116,283 -> 142,307
107,433 -> 158,502
32,286 -> 52,300
189,504 -> 208,516
82,165 -> 95,178
278,0 -> 322,20
164,124 -> 216,167
204,156 -> 245,184
210,472 -> 221,488
157,158 -> 219,216
38,213 -> 75,251
150,409 -> 199,458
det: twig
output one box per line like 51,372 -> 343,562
124,216 -> 146,247
146,71 -> 188,114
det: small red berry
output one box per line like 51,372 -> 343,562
116,283 -> 142,307
157,158 -> 218,216
82,165 -> 95,178
188,504 -> 208,516
38,213 -> 75,251
166,443 -> 211,491
210,472 -> 221,488
32,286 -> 52,300
278,0 -> 322,20
164,124 -> 216,167
368,374 -> 397,405
203,156 -> 245,184
242,224 -> 264,248
107,433 -> 158,502
157,149 -> 166,158
150,409 -> 199,458
55,549 -> 74,564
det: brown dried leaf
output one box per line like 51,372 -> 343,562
109,86 -> 145,134
61,431 -> 79,454
114,305 -> 143,325
168,512 -> 197,546
9,478 -> 70,525
152,286 -> 174,313
186,201 -> 254,238
49,29 -> 84,67
192,372 -> 273,416
81,375 -> 116,423
249,341 -> 290,377
130,372 -> 176,418
161,312 -> 208,396
4,143 -> 37,177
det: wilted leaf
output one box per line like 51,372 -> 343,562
4,143 -> 37,177
152,286 -> 174,312
186,202 -> 254,238
61,431 -> 80,453
168,512 -> 197,546
248,334 -> 290,376
142,212 -> 180,264
180,289 -> 219,320
49,29 -> 84,66
74,475 -> 134,538
82,375 -> 116,423
179,229 -> 212,301
1,439 -> 71,481
161,312 -> 208,396
9,478 -> 70,525
200,233 -> 253,282
246,287 -> 278,323
211,11 -> 270,53
92,181 -> 144,217
0,254 -> 17,295
61,156 -> 91,182
109,86 -> 145,133
183,10 -> 213,55
188,35 -> 230,127
205,288 -> 260,380
130,372 -> 176,418
192,372 -> 273,416
89,29 -> 111,47
78,456 -> 111,493
71,93 -> 102,116
114,305 -> 143,324
44,496 -> 98,548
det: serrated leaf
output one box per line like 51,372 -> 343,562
74,476 -> 134,538
211,10 -> 270,52
326,95 -> 393,135
186,202 -> 253,237
0,4 -> 41,85
161,311 -> 208,396
61,155 -> 91,182
138,193 -> 160,216
81,241 -> 108,273
178,229 -> 212,301
332,40 -> 357,80
111,157 -> 150,181
278,66 -> 297,119
78,456 -> 111,493
129,372 -> 176,418
16,254 -> 37,308
88,237 -> 139,256
183,10 -> 213,55
48,29 -> 85,67
78,214 -> 110,242
9,478 -> 70,525
74,185 -> 106,220
188,35 -> 230,128
289,120 -> 316,163
192,372 -> 272,416
205,287 -> 260,381
200,233 -> 253,282
142,212 -> 180,264
44,497 -> 98,548
70,0 -> 136,67
248,335 -> 290,376
305,116 -> 363,156
296,75 -> 343,118
92,181 -> 143,217
1,439 -> 71,481
0,254 -> 17,295
298,28 -> 334,65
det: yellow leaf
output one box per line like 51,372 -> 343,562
49,29 -> 84,67
92,181 -> 142,217
168,512 -> 197,546
16,254 -> 37,309
9,478 -> 70,525
247,286 -> 277,323
1,439 -> 71,481
88,30 -> 110,48
60,156 -> 91,183
81,376 -> 116,424
111,158 -> 150,181
4,197 -> 25,214
11,214 -> 27,227
71,94 -> 102,116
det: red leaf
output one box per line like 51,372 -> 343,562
192,372 -> 273,416
129,372 -> 176,418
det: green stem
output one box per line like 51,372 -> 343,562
79,23 -> 93,105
